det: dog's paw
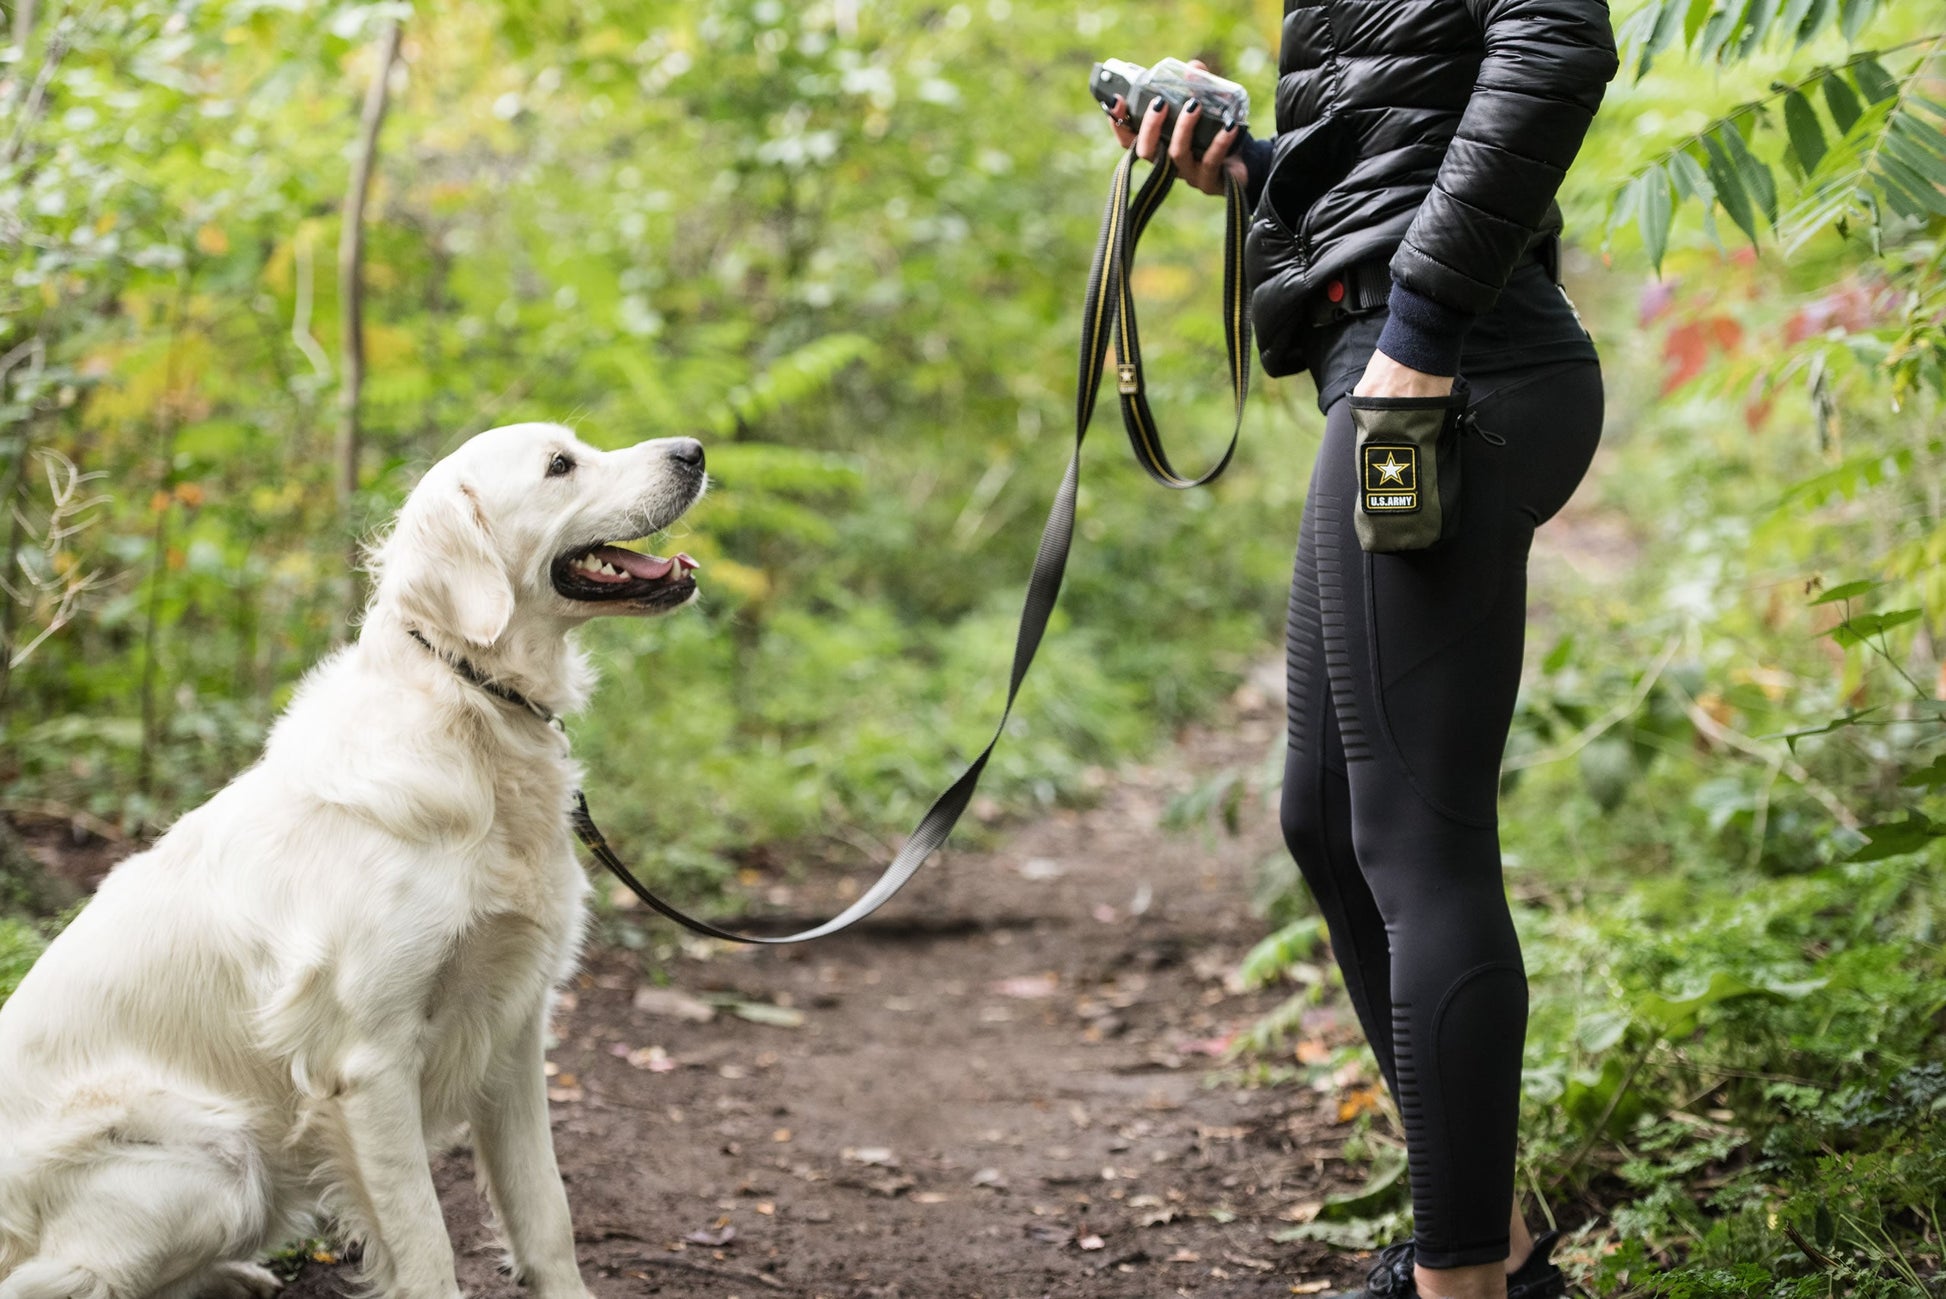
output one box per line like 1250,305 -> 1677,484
198,1264 -> 283,1299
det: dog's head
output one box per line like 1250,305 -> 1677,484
375,423 -> 707,649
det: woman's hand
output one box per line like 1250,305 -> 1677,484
1103,60 -> 1248,198
1353,349 -> 1455,399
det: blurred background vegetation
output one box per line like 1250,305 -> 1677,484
2,0 -> 1942,1293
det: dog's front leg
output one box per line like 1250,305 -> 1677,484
472,1008 -> 587,1299
339,1060 -> 462,1298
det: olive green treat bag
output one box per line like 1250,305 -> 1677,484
1348,383 -> 1476,553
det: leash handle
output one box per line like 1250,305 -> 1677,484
1079,150 -> 1252,489
582,152 -> 1253,944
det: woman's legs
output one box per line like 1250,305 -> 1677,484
1280,361 -> 1604,1287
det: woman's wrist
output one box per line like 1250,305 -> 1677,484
1374,281 -> 1473,379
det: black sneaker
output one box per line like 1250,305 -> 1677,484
1508,1231 -> 1568,1299
1320,1242 -> 1417,1298
1320,1230 -> 1567,1299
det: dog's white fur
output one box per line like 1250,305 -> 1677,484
0,423 -> 706,1299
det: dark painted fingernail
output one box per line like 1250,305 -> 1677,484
1222,114 -> 1236,131
1184,98 -> 1200,114
1149,95 -> 1166,114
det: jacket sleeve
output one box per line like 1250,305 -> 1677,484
1375,0 -> 1619,376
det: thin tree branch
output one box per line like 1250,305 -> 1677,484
3,26 -> 67,166
338,18 -> 402,629
1677,694 -> 1861,831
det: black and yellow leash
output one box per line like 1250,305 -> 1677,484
568,149 -> 1252,943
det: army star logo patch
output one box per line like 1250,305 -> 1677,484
1362,444 -> 1419,512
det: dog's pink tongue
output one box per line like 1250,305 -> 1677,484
595,546 -> 700,581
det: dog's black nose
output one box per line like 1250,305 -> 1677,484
669,438 -> 705,470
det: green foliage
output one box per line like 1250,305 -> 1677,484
1234,3 -> 1946,1287
4,0 -> 1942,1289
1,0 -> 1302,885
1608,1 -> 1944,271
0,916 -> 46,1006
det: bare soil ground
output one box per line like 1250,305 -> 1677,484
195,678 -> 1374,1299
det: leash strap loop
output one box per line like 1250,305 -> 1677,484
583,150 -> 1253,943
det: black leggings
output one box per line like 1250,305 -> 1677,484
1280,359 -> 1603,1269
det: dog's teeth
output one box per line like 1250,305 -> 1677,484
601,562 -> 620,576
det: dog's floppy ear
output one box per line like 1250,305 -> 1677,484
388,481 -> 515,649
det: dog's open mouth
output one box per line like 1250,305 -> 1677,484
551,543 -> 700,609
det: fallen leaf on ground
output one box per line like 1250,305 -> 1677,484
913,1191 -> 950,1204
992,973 -> 1059,1000
1167,1249 -> 1200,1263
1175,1034 -> 1235,1058
682,1224 -> 736,1247
728,1001 -> 805,1029
1077,1234 -> 1105,1251
972,1168 -> 1007,1189
1290,1282 -> 1333,1294
1337,1087 -> 1384,1122
623,1046 -> 676,1072
633,987 -> 716,1022
841,1146 -> 897,1167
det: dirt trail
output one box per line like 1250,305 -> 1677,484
256,676 -> 1376,1299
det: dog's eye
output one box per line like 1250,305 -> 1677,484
546,452 -> 575,479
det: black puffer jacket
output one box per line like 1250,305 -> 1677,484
1243,0 -> 1619,378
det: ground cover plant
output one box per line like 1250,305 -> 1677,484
3,0 -> 1943,1292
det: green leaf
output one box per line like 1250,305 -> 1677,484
1699,0 -> 1754,62
1777,0 -> 1818,46
1240,917 -> 1325,989
1836,0 -> 1877,45
1668,148 -> 1714,201
1732,0 -> 1781,56
1825,73 -> 1863,133
1639,0 -> 1689,76
1314,1148 -> 1409,1222
1899,755 -> 1946,790
1682,0 -> 1717,46
1852,56 -> 1898,105
1827,608 -> 1923,647
1881,153 -> 1946,216
1701,131 -> 1762,243
1542,634 -> 1576,674
1850,812 -> 1946,862
1884,126 -> 1946,194
1633,969 -> 1826,1038
1721,120 -> 1779,225
1792,0 -> 1834,46
1784,89 -> 1828,173
1641,164 -> 1674,270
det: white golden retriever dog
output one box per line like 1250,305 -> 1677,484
0,423 -> 707,1299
